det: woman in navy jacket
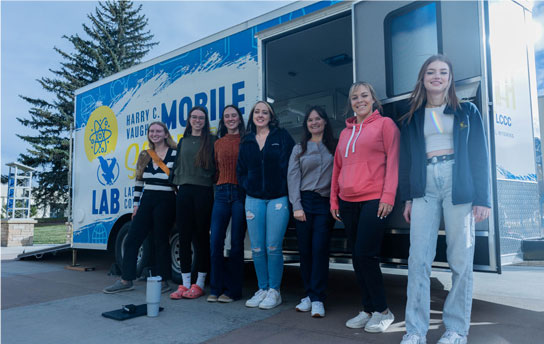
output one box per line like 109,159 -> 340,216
237,100 -> 295,310
399,55 -> 491,344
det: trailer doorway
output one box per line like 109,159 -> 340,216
262,13 -> 353,139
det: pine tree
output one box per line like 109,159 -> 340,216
17,0 -> 158,210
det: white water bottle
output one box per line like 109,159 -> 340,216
146,276 -> 162,317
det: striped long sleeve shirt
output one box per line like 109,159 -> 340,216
133,148 -> 177,206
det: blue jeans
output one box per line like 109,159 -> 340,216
210,184 -> 246,299
245,195 -> 290,290
405,160 -> 475,336
295,192 -> 334,302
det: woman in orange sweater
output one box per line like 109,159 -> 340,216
207,105 -> 246,303
330,82 -> 400,333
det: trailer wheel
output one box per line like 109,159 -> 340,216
115,221 -> 150,278
169,232 -> 196,284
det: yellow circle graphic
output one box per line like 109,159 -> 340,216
84,106 -> 118,161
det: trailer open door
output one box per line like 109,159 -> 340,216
352,0 -> 500,272
485,0 -> 542,265
255,2 -> 357,262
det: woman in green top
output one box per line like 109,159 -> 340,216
169,106 -> 216,300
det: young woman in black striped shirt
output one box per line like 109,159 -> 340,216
104,121 -> 178,294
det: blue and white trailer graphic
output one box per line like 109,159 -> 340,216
72,1 -> 542,278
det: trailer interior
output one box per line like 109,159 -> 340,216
264,13 -> 352,140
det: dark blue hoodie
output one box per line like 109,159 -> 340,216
237,127 -> 295,200
399,102 -> 491,207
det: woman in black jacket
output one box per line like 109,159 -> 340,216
237,101 -> 295,310
399,55 -> 491,344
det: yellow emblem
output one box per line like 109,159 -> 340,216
84,106 -> 118,161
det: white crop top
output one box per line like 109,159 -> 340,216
424,104 -> 454,153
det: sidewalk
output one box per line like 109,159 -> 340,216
2,250 -> 543,344
1,244 -> 67,260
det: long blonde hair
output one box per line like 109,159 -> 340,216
135,121 -> 177,180
400,54 -> 460,123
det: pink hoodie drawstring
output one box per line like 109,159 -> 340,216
344,120 -> 363,158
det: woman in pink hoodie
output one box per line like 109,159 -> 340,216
330,81 -> 400,333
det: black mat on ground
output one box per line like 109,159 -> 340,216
102,304 -> 164,321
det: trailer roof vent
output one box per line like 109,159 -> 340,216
323,53 -> 352,67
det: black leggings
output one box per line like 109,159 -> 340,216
176,184 -> 214,273
122,190 -> 176,281
339,198 -> 388,313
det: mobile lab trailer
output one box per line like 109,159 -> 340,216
72,0 -> 542,278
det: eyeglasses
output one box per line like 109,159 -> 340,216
190,115 -> 206,121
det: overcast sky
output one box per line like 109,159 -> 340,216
1,0 -> 292,175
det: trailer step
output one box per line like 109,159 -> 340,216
16,244 -> 71,259
522,239 -> 544,260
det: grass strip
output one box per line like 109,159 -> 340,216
33,225 -> 68,244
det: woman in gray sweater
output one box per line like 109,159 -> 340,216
287,106 -> 336,318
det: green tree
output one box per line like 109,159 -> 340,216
17,0 -> 158,208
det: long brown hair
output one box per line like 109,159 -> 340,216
135,121 -> 177,180
246,101 -> 279,133
184,106 -> 213,169
217,105 -> 246,138
401,54 -> 460,123
344,81 -> 383,118
298,106 -> 336,157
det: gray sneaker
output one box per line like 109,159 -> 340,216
103,280 -> 134,294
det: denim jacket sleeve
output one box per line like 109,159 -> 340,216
466,103 -> 491,207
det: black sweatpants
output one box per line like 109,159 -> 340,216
176,184 -> 214,274
122,190 -> 176,281
339,198 -> 388,313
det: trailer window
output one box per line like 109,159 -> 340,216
384,1 -> 441,97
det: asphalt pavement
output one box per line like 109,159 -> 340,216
1,247 -> 543,344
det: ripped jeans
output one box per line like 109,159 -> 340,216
245,195 -> 290,290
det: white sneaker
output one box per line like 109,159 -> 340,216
364,310 -> 395,333
258,288 -> 282,309
311,301 -> 325,318
437,331 -> 467,344
295,296 -> 311,312
245,289 -> 267,308
401,333 -> 427,344
345,311 -> 371,328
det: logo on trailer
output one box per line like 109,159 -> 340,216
84,106 -> 118,161
97,157 -> 119,186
